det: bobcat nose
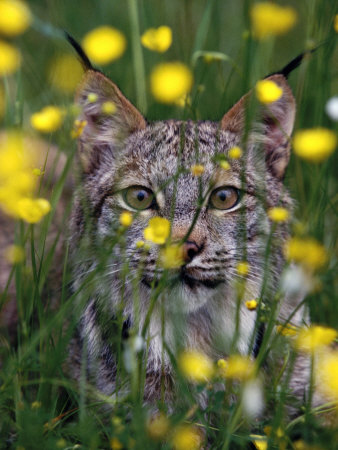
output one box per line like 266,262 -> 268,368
182,240 -> 201,263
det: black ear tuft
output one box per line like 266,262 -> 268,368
65,31 -> 95,72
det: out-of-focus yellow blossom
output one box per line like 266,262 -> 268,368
141,26 -> 172,53
147,413 -> 170,440
160,244 -> 184,269
256,80 -> 283,104
16,197 -> 51,223
293,128 -> 336,163
71,119 -> 87,139
178,350 -> 214,383
251,435 -> 268,450
316,350 -> 338,401
294,325 -> 337,353
218,355 -> 254,380
119,211 -> 133,227
87,92 -> 98,103
0,0 -> 31,36
245,299 -> 258,311
284,237 -> 328,271
135,240 -> 144,248
150,62 -> 193,104
4,244 -> 24,263
190,164 -> 204,176
56,439 -> 67,449
110,437 -> 123,450
220,160 -> 230,170
267,207 -> 289,223
228,146 -> 242,159
175,93 -> 191,108
144,217 -> 170,244
293,440 -> 323,450
250,3 -> 297,40
30,106 -> 63,133
171,424 -> 202,450
0,40 -> 21,76
32,168 -> 44,177
237,261 -> 249,276
276,323 -> 298,337
101,101 -> 116,115
48,54 -> 84,94
31,400 -> 42,410
82,26 -> 126,65
334,15 -> 338,33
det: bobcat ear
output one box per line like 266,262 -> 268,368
75,70 -> 146,173
221,74 -> 296,179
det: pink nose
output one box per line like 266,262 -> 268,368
182,240 -> 201,263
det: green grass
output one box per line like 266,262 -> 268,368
0,0 -> 337,449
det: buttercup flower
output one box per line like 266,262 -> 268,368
267,207 -> 289,223
0,40 -> 21,76
82,26 -> 127,65
293,128 -> 337,163
250,2 -> 297,40
218,355 -> 254,380
119,211 -> 133,227
276,323 -> 298,337
110,438 -> 123,450
284,237 -> 328,271
256,80 -> 283,104
252,436 -> 268,450
294,325 -> 337,353
4,245 -> 25,263
190,164 -> 204,176
160,244 -> 184,269
178,350 -> 214,383
101,101 -> 116,115
48,54 -> 84,94
171,424 -> 202,450
228,146 -> 242,159
135,240 -> 144,248
141,26 -> 172,53
30,106 -> 64,133
220,160 -> 230,170
16,197 -> 51,223
316,350 -> 338,401
150,62 -> 193,104
236,261 -> 249,276
71,119 -> 87,139
0,0 -> 31,37
245,299 -> 258,311
144,217 -> 170,244
147,413 -> 170,440
87,93 -> 98,103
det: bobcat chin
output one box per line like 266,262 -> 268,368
67,48 -> 313,411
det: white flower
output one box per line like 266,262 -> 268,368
325,96 -> 338,121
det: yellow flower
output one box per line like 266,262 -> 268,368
219,355 -> 254,380
32,168 -> 44,177
4,244 -> 24,263
150,62 -> 193,104
220,160 -> 230,170
48,54 -> 84,94
144,217 -> 170,244
294,325 -> 337,353
245,299 -> 258,311
190,164 -> 204,176
0,40 -> 21,76
228,146 -> 242,159
147,413 -> 170,440
334,14 -> 338,33
175,93 -> 191,108
110,437 -> 123,450
31,400 -> 42,410
82,26 -> 127,65
293,128 -> 337,163
16,197 -> 51,223
160,244 -> 184,269
276,323 -> 298,337
87,92 -> 98,103
71,119 -> 87,139
101,101 -> 117,115
267,207 -> 289,223
178,350 -> 214,383
119,211 -> 133,227
171,424 -> 202,450
135,240 -> 144,249
0,0 -> 31,37
250,2 -> 297,40
256,80 -> 283,104
316,350 -> 338,401
30,106 -> 63,133
141,26 -> 172,53
236,261 -> 249,276
251,435 -> 268,450
284,237 -> 328,271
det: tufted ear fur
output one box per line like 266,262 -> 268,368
221,74 -> 296,179
75,70 -> 146,173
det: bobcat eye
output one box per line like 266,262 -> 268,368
209,186 -> 239,210
123,186 -> 155,210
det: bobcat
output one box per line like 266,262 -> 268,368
66,41 -> 315,412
